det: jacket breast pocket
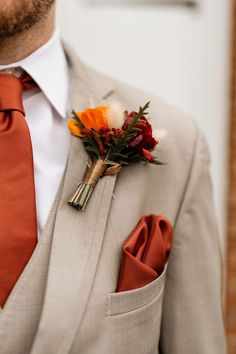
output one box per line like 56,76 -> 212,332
106,266 -> 167,354
107,264 -> 167,317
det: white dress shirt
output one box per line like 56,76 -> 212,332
0,31 -> 71,237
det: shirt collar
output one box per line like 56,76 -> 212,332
0,30 -> 70,119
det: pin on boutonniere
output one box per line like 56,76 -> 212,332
67,101 -> 161,211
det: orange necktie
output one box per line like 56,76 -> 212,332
0,72 -> 37,307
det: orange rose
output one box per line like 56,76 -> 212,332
68,106 -> 109,137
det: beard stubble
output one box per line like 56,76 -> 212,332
0,0 -> 55,39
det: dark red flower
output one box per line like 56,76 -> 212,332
122,111 -> 136,130
123,112 -> 158,161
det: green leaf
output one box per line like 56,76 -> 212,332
72,110 -> 85,129
119,161 -> 129,166
152,160 -> 165,165
83,137 -> 97,147
85,146 -> 100,158
110,152 -> 128,159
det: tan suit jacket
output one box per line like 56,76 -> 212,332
28,44 -> 226,353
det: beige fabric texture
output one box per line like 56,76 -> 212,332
0,44 -> 226,354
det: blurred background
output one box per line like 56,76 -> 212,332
57,0 -> 234,351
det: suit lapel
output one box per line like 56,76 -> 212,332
31,46 -> 117,354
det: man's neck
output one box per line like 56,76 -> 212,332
0,10 -> 55,65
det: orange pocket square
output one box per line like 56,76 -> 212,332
117,215 -> 173,292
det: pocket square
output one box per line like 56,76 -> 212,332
116,215 -> 173,292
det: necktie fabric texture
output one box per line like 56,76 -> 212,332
0,72 -> 38,307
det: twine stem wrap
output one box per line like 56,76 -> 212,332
68,159 -> 106,211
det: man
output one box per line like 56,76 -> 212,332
0,1 -> 226,353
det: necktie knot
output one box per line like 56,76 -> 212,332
0,73 -> 25,114
0,71 -> 36,115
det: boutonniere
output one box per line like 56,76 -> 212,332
67,101 -> 161,211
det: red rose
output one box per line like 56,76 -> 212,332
123,112 -> 158,162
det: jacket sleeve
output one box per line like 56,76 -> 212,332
159,127 -> 227,354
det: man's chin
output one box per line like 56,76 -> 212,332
0,18 -> 31,40
0,0 -> 55,40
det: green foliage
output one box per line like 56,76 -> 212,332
72,110 -> 85,129
106,102 -> 151,163
75,102 -> 160,166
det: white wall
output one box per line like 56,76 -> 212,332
57,0 -> 231,248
